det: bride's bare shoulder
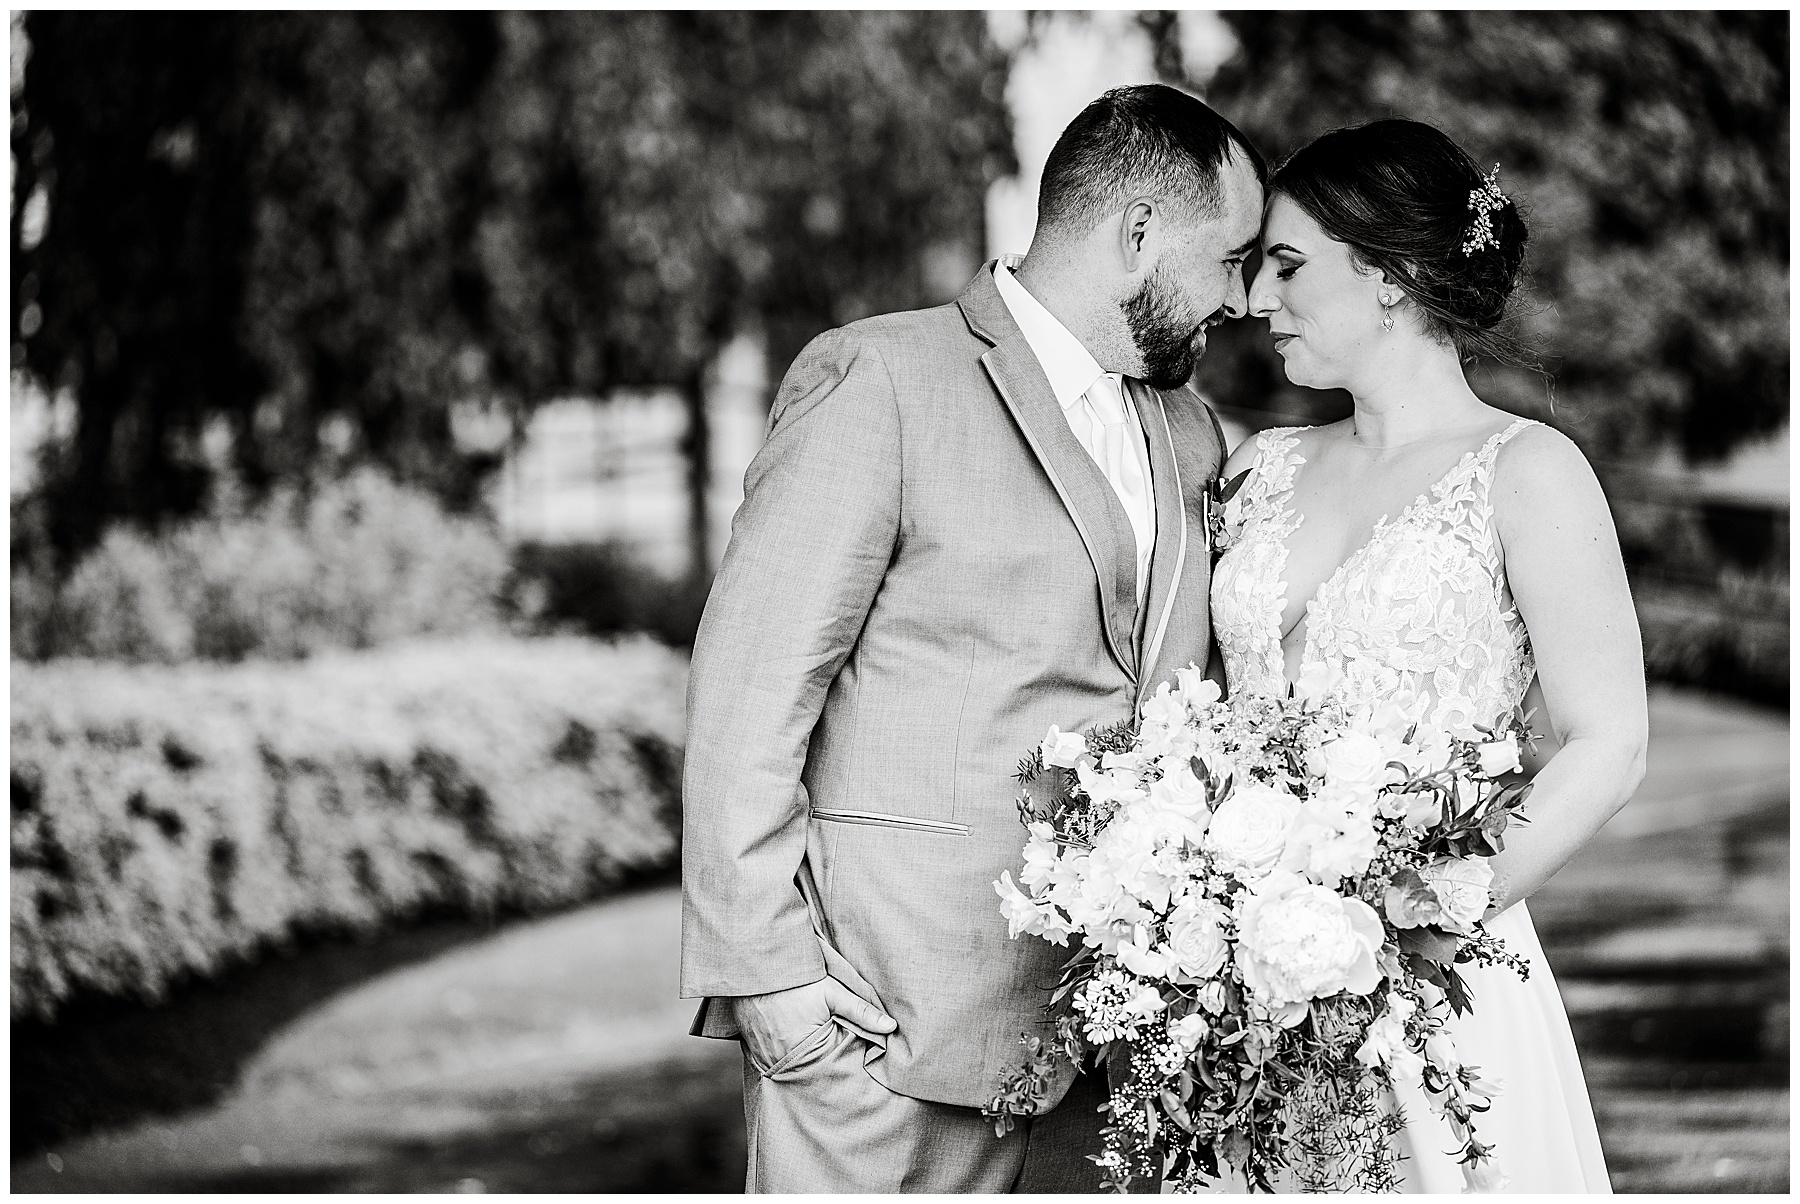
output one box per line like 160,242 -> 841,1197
1490,421 -> 1612,534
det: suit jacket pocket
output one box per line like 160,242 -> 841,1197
809,808 -> 970,837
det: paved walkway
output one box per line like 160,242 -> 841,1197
11,688 -> 1788,1192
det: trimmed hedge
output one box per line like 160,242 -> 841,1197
12,469 -> 510,664
11,635 -> 687,1021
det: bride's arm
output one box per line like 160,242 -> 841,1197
1485,426 -> 1649,914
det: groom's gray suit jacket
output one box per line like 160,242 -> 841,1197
680,264 -> 1227,1112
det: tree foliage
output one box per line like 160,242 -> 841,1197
1175,12 -> 1787,468
13,13 -> 1012,562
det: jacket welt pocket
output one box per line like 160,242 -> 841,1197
809,808 -> 970,837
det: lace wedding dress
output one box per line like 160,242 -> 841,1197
1211,418 -> 1611,1193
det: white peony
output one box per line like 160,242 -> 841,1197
1205,782 -> 1300,877
1234,872 -> 1384,1009
1039,726 -> 1090,770
1164,895 -> 1230,982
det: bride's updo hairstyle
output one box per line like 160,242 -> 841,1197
1272,119 -> 1533,366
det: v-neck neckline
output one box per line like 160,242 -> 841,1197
1267,419 -> 1525,687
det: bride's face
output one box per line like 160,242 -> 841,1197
1248,195 -> 1388,390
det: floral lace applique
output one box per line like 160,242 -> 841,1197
1209,428 -> 1306,701
1211,418 -> 1538,737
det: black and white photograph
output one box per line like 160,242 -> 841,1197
9,9 -> 1788,1195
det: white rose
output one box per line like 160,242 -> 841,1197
1205,783 -> 1300,877
1039,726 -> 1089,770
1321,731 -> 1395,789
1164,896 -> 1230,983
1234,872 -> 1384,1008
1146,760 -> 1212,823
1417,856 -> 1494,933
1476,735 -> 1522,777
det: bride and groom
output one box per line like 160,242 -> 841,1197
681,84 -> 1647,1193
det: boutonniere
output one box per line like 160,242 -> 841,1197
1203,468 -> 1251,556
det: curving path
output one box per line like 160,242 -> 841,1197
10,687 -> 1788,1193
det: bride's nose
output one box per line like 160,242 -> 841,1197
1248,258 -> 1281,319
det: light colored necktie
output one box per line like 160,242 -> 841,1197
1081,374 -> 1153,602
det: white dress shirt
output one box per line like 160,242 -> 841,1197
992,257 -> 1156,605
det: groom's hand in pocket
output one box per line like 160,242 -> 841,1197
731,977 -> 897,1069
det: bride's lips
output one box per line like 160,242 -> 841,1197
1270,331 -> 1297,351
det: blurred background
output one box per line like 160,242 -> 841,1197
9,11 -> 1787,1194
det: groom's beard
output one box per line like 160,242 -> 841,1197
1122,263 -> 1208,391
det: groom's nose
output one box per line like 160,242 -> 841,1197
1220,263 -> 1249,321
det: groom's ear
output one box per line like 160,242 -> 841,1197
1118,196 -> 1158,273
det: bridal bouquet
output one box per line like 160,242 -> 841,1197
984,666 -> 1534,1193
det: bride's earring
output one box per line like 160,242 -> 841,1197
1380,293 -> 1395,332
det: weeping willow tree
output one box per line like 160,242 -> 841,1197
13,12 -> 1014,584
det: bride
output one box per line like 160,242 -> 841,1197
1211,119 -> 1647,1193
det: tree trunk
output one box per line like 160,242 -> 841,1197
681,369 -> 711,590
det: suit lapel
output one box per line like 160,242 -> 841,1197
1131,381 -> 1188,695
981,340 -> 1139,681
960,268 -> 1138,682
1136,385 -> 1227,702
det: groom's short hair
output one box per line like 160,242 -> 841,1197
1037,84 -> 1266,237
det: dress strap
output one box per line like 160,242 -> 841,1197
1468,417 -> 1540,579
1482,416 -> 1539,459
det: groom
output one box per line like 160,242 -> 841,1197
682,85 -> 1266,1192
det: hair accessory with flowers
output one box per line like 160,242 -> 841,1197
1460,164 -> 1509,256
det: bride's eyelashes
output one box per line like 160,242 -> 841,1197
1275,263 -> 1300,281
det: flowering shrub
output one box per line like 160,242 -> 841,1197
987,668 -> 1534,1192
10,635 -> 686,1021
12,468 -> 509,664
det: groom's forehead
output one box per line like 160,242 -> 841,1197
1217,154 -> 1266,242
